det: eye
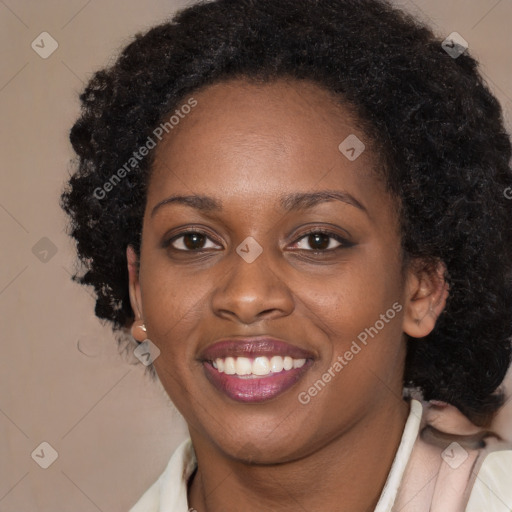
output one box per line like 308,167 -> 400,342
290,229 -> 351,252
166,230 -> 222,251
163,227 -> 352,253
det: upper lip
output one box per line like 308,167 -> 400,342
199,336 -> 316,362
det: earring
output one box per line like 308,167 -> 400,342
131,319 -> 147,341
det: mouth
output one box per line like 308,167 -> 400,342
200,337 -> 315,403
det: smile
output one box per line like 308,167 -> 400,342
200,337 -> 314,403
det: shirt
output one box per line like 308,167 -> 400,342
129,399 -> 512,511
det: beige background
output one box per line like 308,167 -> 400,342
1,1 -> 511,511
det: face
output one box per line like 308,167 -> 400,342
128,78 -> 445,463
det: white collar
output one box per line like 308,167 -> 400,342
374,399 -> 423,512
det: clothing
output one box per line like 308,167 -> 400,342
129,399 -> 512,511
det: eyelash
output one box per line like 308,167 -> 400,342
291,228 -> 353,253
163,227 -> 353,254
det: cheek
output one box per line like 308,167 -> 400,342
294,249 -> 406,387
139,261 -> 211,360
296,263 -> 406,418
296,253 -> 403,332
141,265 -> 210,413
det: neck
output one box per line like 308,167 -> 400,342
188,400 -> 410,512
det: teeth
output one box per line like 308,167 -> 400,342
270,355 -> 284,373
224,357 -> 236,375
235,357 -> 252,375
212,355 -> 307,376
252,356 -> 270,376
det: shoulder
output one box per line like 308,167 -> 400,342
396,398 -> 512,511
466,450 -> 512,511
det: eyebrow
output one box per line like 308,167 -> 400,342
150,190 -> 367,218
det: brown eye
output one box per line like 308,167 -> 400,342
306,233 -> 331,250
168,231 -> 221,251
291,230 -> 347,252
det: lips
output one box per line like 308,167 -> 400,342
199,336 -> 315,403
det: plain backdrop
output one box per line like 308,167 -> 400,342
1,1 -> 511,511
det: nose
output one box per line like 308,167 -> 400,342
211,247 -> 294,325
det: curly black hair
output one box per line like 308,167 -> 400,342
60,0 -> 512,427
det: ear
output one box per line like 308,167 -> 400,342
127,245 -> 145,341
403,259 -> 449,338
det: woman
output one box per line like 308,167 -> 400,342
60,0 -> 512,510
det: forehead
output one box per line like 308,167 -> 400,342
155,78 -> 369,152
147,78 -> 388,216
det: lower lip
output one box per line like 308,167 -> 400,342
203,361 -> 313,403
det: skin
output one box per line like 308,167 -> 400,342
127,78 -> 448,512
